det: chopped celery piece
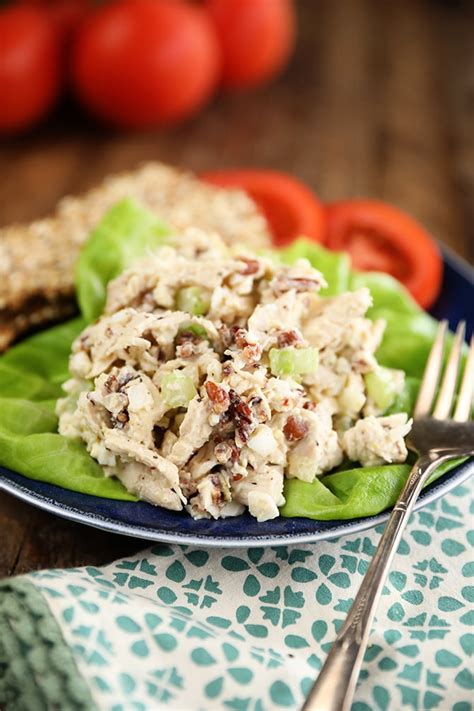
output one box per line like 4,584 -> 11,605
364,367 -> 399,411
385,376 -> 419,416
177,322 -> 209,340
161,372 -> 197,409
176,286 -> 210,315
269,347 -> 319,377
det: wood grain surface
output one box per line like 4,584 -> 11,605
1,0 -> 472,578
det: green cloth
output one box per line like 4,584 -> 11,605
1,479 -> 473,711
0,578 -> 96,710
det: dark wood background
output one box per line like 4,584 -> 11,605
1,0 -> 472,578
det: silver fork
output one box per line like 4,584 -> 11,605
303,320 -> 474,711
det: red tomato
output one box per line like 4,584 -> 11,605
205,0 -> 296,89
202,169 -> 326,246
325,200 -> 443,309
72,0 -> 221,128
20,0 -> 90,43
0,6 -> 61,134
48,0 -> 90,43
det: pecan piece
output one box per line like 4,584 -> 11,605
235,426 -> 250,448
238,257 -> 260,275
234,328 -> 249,349
277,329 -> 303,348
233,399 -> 252,424
231,328 -> 262,364
104,374 -> 118,393
218,324 -> 233,349
214,441 -> 234,464
176,341 -> 195,358
205,381 -> 230,414
283,415 -> 309,442
243,343 -> 263,364
274,276 -> 321,294
227,389 -> 254,428
112,409 -> 130,429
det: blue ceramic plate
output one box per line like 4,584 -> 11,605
1,247 -> 472,547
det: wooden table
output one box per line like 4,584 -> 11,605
1,0 -> 472,578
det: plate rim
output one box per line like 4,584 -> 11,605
1,460 -> 472,547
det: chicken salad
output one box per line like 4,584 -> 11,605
57,229 -> 412,522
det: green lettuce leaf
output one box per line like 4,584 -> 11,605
349,271 -> 420,315
385,376 -> 420,416
0,210 -> 463,517
1,318 -> 85,392
371,309 -> 439,377
281,459 -> 461,520
0,398 -> 135,500
76,198 -> 169,322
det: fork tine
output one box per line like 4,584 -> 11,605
433,321 -> 466,420
454,335 -> 474,422
414,320 -> 448,418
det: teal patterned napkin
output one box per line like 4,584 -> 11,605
1,479 -> 473,711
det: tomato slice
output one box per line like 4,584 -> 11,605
201,169 -> 326,246
325,200 -> 443,309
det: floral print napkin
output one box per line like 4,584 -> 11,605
1,478 -> 472,711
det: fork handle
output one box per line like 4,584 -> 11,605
302,452 -> 450,711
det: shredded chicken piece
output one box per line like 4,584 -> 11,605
58,229 -> 412,521
232,465 -> 285,522
286,404 -> 344,481
342,414 -> 412,467
169,397 -> 214,468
